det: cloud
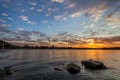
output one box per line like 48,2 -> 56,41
0,27 -> 46,42
27,21 -> 36,25
45,7 -> 59,17
37,9 -> 43,12
1,13 -> 8,16
32,31 -> 46,37
90,31 -> 99,36
54,15 -> 63,20
106,10 -> 120,26
1,24 -> 11,27
70,12 -> 81,18
0,27 -> 16,40
21,9 -> 25,12
1,26 -> 120,46
19,16 -> 36,25
107,17 -> 120,26
64,0 -> 120,23
30,7 -> 34,10
81,22 -> 86,25
82,30 -> 101,37
66,3 -> 76,8
8,17 -> 14,21
29,2 -> 37,5
0,27 -> 10,33
15,30 -> 31,37
41,20 -> 48,24
57,32 -> 68,36
51,0 -> 64,3
20,15 -> 29,21
89,24 -> 95,28
61,36 -> 87,45
10,30 -> 46,42
105,1 -> 120,18
94,36 -> 120,44
0,19 -> 6,23
54,12 -> 67,20
48,32 -> 87,45
17,28 -> 24,31
3,4 -> 8,8
48,7 -> 59,12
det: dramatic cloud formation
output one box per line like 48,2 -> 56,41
68,0 -> 119,23
0,0 -> 120,47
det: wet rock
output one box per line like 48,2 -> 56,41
54,67 -> 63,71
66,63 -> 81,74
54,65 -> 65,71
3,66 -> 12,76
81,60 -> 107,69
0,66 -> 12,79
0,68 -> 3,79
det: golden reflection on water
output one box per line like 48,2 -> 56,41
8,50 -> 120,62
1,50 -> 120,70
85,50 -> 104,60
61,50 -> 106,61
61,50 -> 120,62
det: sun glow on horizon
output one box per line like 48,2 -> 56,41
88,42 -> 106,48
0,0 -> 120,47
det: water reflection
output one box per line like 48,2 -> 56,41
1,50 -> 120,65
0,49 -> 120,80
85,50 -> 104,60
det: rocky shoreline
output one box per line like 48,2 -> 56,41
1,60 -> 117,80
54,60 -> 107,73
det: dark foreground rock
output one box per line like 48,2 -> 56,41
66,63 -> 81,74
81,60 -> 107,69
0,66 -> 12,79
3,66 -> 12,76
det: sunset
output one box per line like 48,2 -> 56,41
0,0 -> 120,48
0,0 -> 120,80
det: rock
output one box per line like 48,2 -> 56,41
66,63 -> 81,74
0,66 -> 12,79
54,67 -> 63,71
54,65 -> 65,71
81,60 -> 107,69
3,66 -> 12,76
0,68 -> 3,78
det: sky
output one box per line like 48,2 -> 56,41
0,0 -> 120,48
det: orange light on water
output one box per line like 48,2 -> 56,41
86,50 -> 105,60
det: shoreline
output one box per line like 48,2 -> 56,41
0,48 -> 120,50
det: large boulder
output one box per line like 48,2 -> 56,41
66,63 -> 81,74
81,60 -> 107,69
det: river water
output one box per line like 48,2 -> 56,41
0,49 -> 120,80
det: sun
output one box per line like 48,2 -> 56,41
88,42 -> 96,48
88,42 -> 105,48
